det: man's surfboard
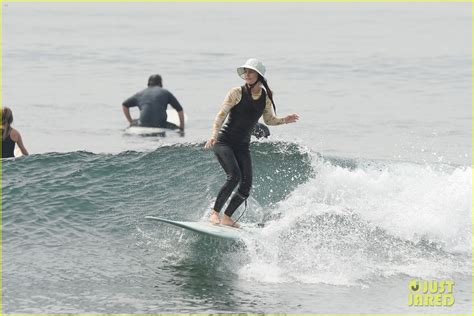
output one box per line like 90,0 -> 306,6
145,216 -> 254,240
124,109 -> 187,136
124,126 -> 166,136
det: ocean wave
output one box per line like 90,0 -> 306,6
3,141 -> 470,286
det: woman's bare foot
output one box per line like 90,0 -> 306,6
221,215 -> 240,228
209,210 -> 220,224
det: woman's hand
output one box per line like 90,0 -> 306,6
204,138 -> 217,149
284,114 -> 299,124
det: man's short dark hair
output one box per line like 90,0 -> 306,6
148,74 -> 162,87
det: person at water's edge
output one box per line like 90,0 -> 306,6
122,74 -> 185,135
204,58 -> 299,227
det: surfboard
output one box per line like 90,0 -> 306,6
14,147 -> 23,158
167,109 -> 185,126
145,216 -> 255,240
124,109 -> 187,136
124,126 -> 166,136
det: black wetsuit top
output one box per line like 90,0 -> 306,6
218,86 -> 266,145
2,133 -> 15,158
122,86 -> 183,128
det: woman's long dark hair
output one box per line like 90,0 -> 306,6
2,107 -> 13,140
246,74 -> 277,114
260,75 -> 276,114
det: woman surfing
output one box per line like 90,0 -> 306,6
204,58 -> 299,227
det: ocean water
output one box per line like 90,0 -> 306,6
2,2 -> 472,314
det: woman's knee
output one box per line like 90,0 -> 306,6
226,170 -> 241,185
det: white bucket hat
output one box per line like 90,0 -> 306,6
237,58 -> 266,79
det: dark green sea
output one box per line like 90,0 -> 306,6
2,142 -> 472,313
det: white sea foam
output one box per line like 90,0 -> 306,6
238,157 -> 472,285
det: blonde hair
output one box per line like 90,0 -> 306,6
2,107 -> 13,140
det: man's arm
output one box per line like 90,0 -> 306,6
177,110 -> 185,131
122,105 -> 134,125
122,93 -> 140,125
168,92 -> 184,131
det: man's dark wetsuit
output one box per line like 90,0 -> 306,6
123,86 -> 183,128
2,133 -> 15,158
213,86 -> 267,217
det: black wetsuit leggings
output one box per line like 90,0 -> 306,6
213,141 -> 252,217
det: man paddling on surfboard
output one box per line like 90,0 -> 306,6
204,58 -> 299,227
122,74 -> 185,135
